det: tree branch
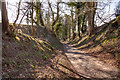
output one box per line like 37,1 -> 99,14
18,5 -> 31,26
13,0 -> 22,26
48,2 -> 54,21
51,2 -> 60,27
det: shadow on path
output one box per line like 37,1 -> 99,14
62,42 -> 120,79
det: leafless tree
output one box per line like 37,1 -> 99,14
2,1 -> 10,35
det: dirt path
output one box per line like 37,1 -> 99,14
63,43 -> 120,79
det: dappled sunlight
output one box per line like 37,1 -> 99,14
2,0 -> 120,79
64,44 -> 119,78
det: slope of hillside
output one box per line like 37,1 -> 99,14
2,25 -> 80,79
16,25 -> 63,51
70,19 -> 120,69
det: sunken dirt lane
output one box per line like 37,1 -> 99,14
62,42 -> 120,79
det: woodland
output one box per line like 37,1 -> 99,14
1,0 -> 120,79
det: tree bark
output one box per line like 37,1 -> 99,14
2,1 -> 10,34
39,3 -> 44,26
71,6 -> 74,40
31,1 -> 34,36
18,5 -> 31,27
77,2 -> 81,38
13,0 -> 22,27
48,2 -> 54,21
81,14 -> 86,34
35,2 -> 44,26
51,2 -> 60,31
87,2 -> 96,36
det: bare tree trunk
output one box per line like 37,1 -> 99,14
18,6 -> 31,27
68,25 -> 71,41
13,0 -> 22,27
39,2 -> 44,26
76,2 -> 82,38
87,2 -> 96,36
71,6 -> 75,40
51,2 -> 60,31
35,2 -> 39,24
35,2 -> 44,26
26,12 -> 29,25
46,10 -> 50,27
81,14 -> 86,34
2,1 -> 10,35
63,15 -> 68,41
31,1 -> 34,36
87,2 -> 92,36
48,2 -> 54,21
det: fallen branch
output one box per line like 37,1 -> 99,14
58,63 -> 92,79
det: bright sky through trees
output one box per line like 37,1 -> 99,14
0,0 -> 119,25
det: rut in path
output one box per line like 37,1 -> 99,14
63,43 -> 120,79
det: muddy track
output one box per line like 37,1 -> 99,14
63,43 -> 120,79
